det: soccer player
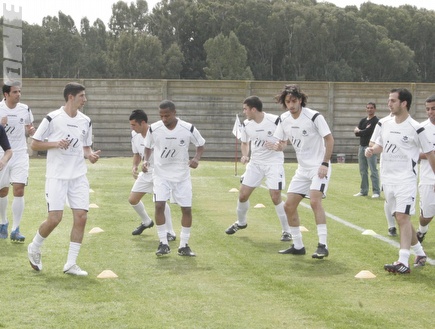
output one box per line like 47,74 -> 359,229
27,82 -> 101,276
370,112 -> 397,237
143,100 -> 205,257
128,109 -> 176,240
225,96 -> 291,241
0,82 -> 35,242
365,88 -> 435,274
274,84 -> 334,259
416,95 -> 435,244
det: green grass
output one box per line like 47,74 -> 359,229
0,158 -> 434,328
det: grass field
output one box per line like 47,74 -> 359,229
0,158 -> 434,329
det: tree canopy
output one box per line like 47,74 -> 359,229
2,0 -> 435,82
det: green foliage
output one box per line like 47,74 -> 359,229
204,31 -> 253,80
8,0 -> 435,81
1,159 -> 434,328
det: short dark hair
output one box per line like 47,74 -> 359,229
390,88 -> 412,111
425,94 -> 435,103
243,96 -> 263,112
2,81 -> 21,95
366,102 -> 376,109
159,100 -> 176,111
275,84 -> 308,108
129,109 -> 148,123
63,82 -> 85,102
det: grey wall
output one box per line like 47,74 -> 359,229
20,79 -> 435,162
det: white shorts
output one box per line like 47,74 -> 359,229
0,152 -> 29,188
45,175 -> 90,211
419,184 -> 435,218
383,183 -> 416,216
153,176 -> 192,207
131,172 -> 153,194
241,162 -> 285,190
287,166 -> 331,197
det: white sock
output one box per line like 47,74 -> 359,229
0,196 -> 8,224
275,201 -> 290,233
236,200 -> 249,226
290,226 -> 303,249
12,196 -> 24,231
419,224 -> 429,234
384,202 -> 396,228
411,242 -> 426,257
66,242 -> 81,267
164,203 -> 175,235
398,249 -> 410,267
157,224 -> 168,244
31,231 -> 45,250
132,201 -> 152,226
180,226 -> 191,248
317,224 -> 327,247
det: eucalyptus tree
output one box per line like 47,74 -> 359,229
203,31 -> 253,80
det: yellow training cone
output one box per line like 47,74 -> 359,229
355,270 -> 376,279
89,227 -> 104,234
97,270 -> 118,279
229,188 -> 239,192
89,203 -> 99,208
299,226 -> 309,232
254,203 -> 265,208
362,229 -> 377,236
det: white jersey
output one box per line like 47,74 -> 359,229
274,107 -> 331,169
144,118 -> 205,182
33,107 -> 93,180
374,115 -> 432,185
241,112 -> 283,165
0,101 -> 34,154
419,119 -> 435,185
131,130 -> 154,173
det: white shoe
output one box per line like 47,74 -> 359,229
353,192 -> 366,197
63,264 -> 88,276
28,243 -> 42,271
372,193 -> 380,198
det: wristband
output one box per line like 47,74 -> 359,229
321,162 -> 329,167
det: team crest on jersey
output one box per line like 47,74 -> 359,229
82,129 -> 86,136
302,130 -> 308,136
267,131 -> 273,137
20,118 -> 24,124
402,136 -> 409,143
179,139 -> 186,146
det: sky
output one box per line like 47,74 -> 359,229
2,0 -> 435,26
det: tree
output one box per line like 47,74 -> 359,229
203,31 -> 253,80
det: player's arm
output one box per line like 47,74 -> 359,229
426,150 -> 435,174
0,130 -> 12,170
189,145 -> 204,169
240,141 -> 250,164
365,143 -> 383,157
143,147 -> 152,172
132,153 -> 141,179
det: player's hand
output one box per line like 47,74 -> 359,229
132,166 -> 139,179
318,164 -> 328,179
142,161 -> 149,172
365,147 -> 373,158
240,156 -> 249,164
57,139 -> 70,150
189,158 -> 199,169
88,150 -> 101,164
1,116 -> 7,126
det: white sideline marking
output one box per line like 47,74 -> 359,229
262,185 -> 435,266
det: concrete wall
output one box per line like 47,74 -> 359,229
19,79 -> 435,162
